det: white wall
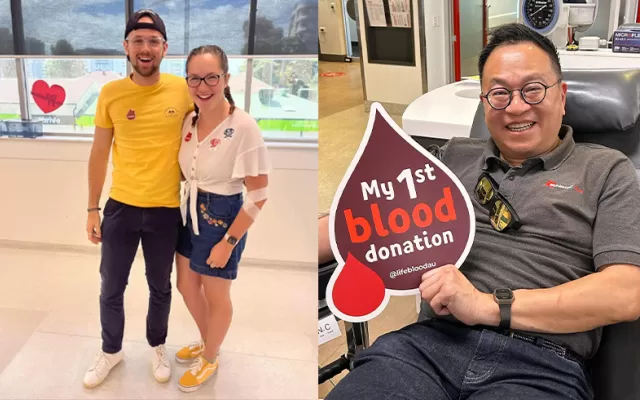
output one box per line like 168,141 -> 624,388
358,0 -> 425,105
488,0 -> 518,28
424,0 -> 453,91
319,0 -> 348,56
0,138 -> 317,266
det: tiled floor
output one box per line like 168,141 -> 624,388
319,61 -> 364,119
0,246 -> 316,399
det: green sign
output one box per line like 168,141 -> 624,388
257,119 -> 318,132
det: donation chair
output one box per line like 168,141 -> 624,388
468,68 -> 640,400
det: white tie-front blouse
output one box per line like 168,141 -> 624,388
178,109 -> 272,235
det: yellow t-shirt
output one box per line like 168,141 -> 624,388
95,73 -> 195,208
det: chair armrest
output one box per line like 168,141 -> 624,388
589,319 -> 640,400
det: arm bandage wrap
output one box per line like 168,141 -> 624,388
243,187 -> 268,220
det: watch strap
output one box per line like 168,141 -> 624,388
498,303 -> 511,330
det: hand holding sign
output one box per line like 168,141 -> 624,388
326,103 -> 475,323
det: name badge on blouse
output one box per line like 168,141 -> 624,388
210,138 -> 220,151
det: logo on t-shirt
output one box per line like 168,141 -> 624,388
224,128 -> 234,139
545,180 -> 583,193
165,107 -> 178,118
185,132 -> 192,142
127,109 -> 136,120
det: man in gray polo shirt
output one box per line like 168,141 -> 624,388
325,23 -> 640,400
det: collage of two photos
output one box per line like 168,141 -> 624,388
1,0 -> 317,398
1,0 -> 640,399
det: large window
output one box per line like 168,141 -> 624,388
254,0 -> 317,55
249,58 -> 317,139
0,1 -> 317,142
0,59 -> 20,120
18,58 -> 127,134
21,1 -> 125,55
134,0 -> 251,55
0,0 -> 13,55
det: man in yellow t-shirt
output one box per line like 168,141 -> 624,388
83,9 -> 194,389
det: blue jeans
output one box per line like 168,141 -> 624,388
326,318 -> 593,400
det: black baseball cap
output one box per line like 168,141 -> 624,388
125,9 -> 167,41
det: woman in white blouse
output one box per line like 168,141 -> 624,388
174,45 -> 271,392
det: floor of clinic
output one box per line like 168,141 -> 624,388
318,60 -> 419,398
0,245 -> 316,399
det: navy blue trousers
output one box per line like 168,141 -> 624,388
98,198 -> 181,354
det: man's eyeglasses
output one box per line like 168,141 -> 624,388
126,37 -> 165,49
475,172 -> 522,232
186,74 -> 225,88
481,79 -> 562,110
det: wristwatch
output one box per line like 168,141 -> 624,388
493,288 -> 515,330
224,233 -> 238,246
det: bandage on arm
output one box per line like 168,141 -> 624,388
242,187 -> 268,220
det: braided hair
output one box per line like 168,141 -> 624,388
187,45 -> 236,127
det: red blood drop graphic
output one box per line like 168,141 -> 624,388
331,252 -> 386,317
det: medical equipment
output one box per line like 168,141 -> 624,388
578,35 -> 602,49
519,0 -> 597,50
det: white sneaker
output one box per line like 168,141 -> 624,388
83,350 -> 123,389
152,344 -> 171,383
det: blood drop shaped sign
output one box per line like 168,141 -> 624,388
326,103 -> 476,323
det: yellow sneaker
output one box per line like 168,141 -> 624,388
178,356 -> 218,392
175,340 -> 204,364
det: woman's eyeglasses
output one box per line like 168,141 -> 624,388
475,172 -> 522,232
186,74 -> 224,88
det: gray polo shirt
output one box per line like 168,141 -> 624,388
418,125 -> 640,360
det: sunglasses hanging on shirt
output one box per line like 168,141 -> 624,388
475,172 -> 522,232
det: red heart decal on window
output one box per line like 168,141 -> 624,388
31,80 -> 66,114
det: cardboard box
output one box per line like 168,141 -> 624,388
612,23 -> 640,53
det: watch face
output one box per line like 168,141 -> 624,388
227,236 -> 238,245
495,288 -> 512,300
525,0 -> 556,30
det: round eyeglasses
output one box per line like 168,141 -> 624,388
126,37 -> 165,49
186,74 -> 224,88
481,79 -> 562,110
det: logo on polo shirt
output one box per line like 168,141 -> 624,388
545,180 -> 583,193
165,107 -> 178,118
127,109 -> 136,120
